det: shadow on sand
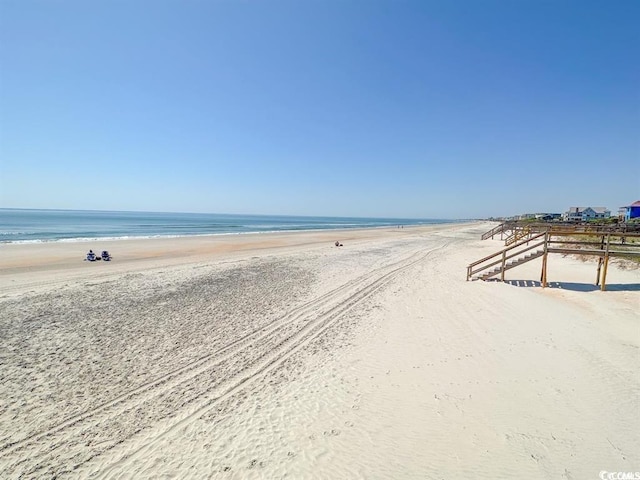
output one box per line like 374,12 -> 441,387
493,279 -> 640,292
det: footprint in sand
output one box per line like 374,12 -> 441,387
248,459 -> 266,469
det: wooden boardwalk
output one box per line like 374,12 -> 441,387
469,226 -> 640,290
482,221 -> 640,242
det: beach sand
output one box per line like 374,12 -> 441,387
0,222 -> 638,479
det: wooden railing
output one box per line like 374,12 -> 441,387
480,222 -> 515,240
467,230 -> 640,290
483,221 -> 640,242
481,223 -> 508,240
505,226 -> 532,246
467,231 -> 547,281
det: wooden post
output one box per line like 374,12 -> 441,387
601,234 -> 610,291
595,235 -> 604,285
501,251 -> 506,282
541,232 -> 548,288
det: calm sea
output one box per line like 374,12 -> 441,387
0,209 -> 454,244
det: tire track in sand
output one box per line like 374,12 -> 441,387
0,242 -> 449,479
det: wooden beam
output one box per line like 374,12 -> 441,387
547,248 -> 640,257
541,232 -> 548,287
601,234 -> 611,291
595,235 -> 604,286
541,251 -> 548,287
549,239 -> 638,248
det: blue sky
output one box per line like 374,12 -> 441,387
1,0 -> 638,219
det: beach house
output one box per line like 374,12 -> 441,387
622,200 -> 640,222
562,206 -> 611,222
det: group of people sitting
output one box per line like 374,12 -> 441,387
86,249 -> 111,261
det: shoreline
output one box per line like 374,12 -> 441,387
1,207 -> 466,245
0,220 -> 465,245
0,222 -> 480,295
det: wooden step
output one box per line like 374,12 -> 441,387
474,250 -> 544,281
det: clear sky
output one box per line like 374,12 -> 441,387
1,0 -> 638,219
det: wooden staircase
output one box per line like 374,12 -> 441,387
504,226 -> 532,246
470,229 -> 640,290
481,221 -> 515,240
467,231 -> 548,282
476,250 -> 544,280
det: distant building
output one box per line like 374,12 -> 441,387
562,207 -> 611,222
617,207 -> 627,220
506,213 -> 561,221
622,200 -> 640,222
535,213 -> 562,221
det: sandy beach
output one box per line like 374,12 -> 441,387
0,222 -> 638,479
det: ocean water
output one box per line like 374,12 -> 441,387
0,209 -> 453,244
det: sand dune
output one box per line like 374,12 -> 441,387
0,223 -> 638,479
